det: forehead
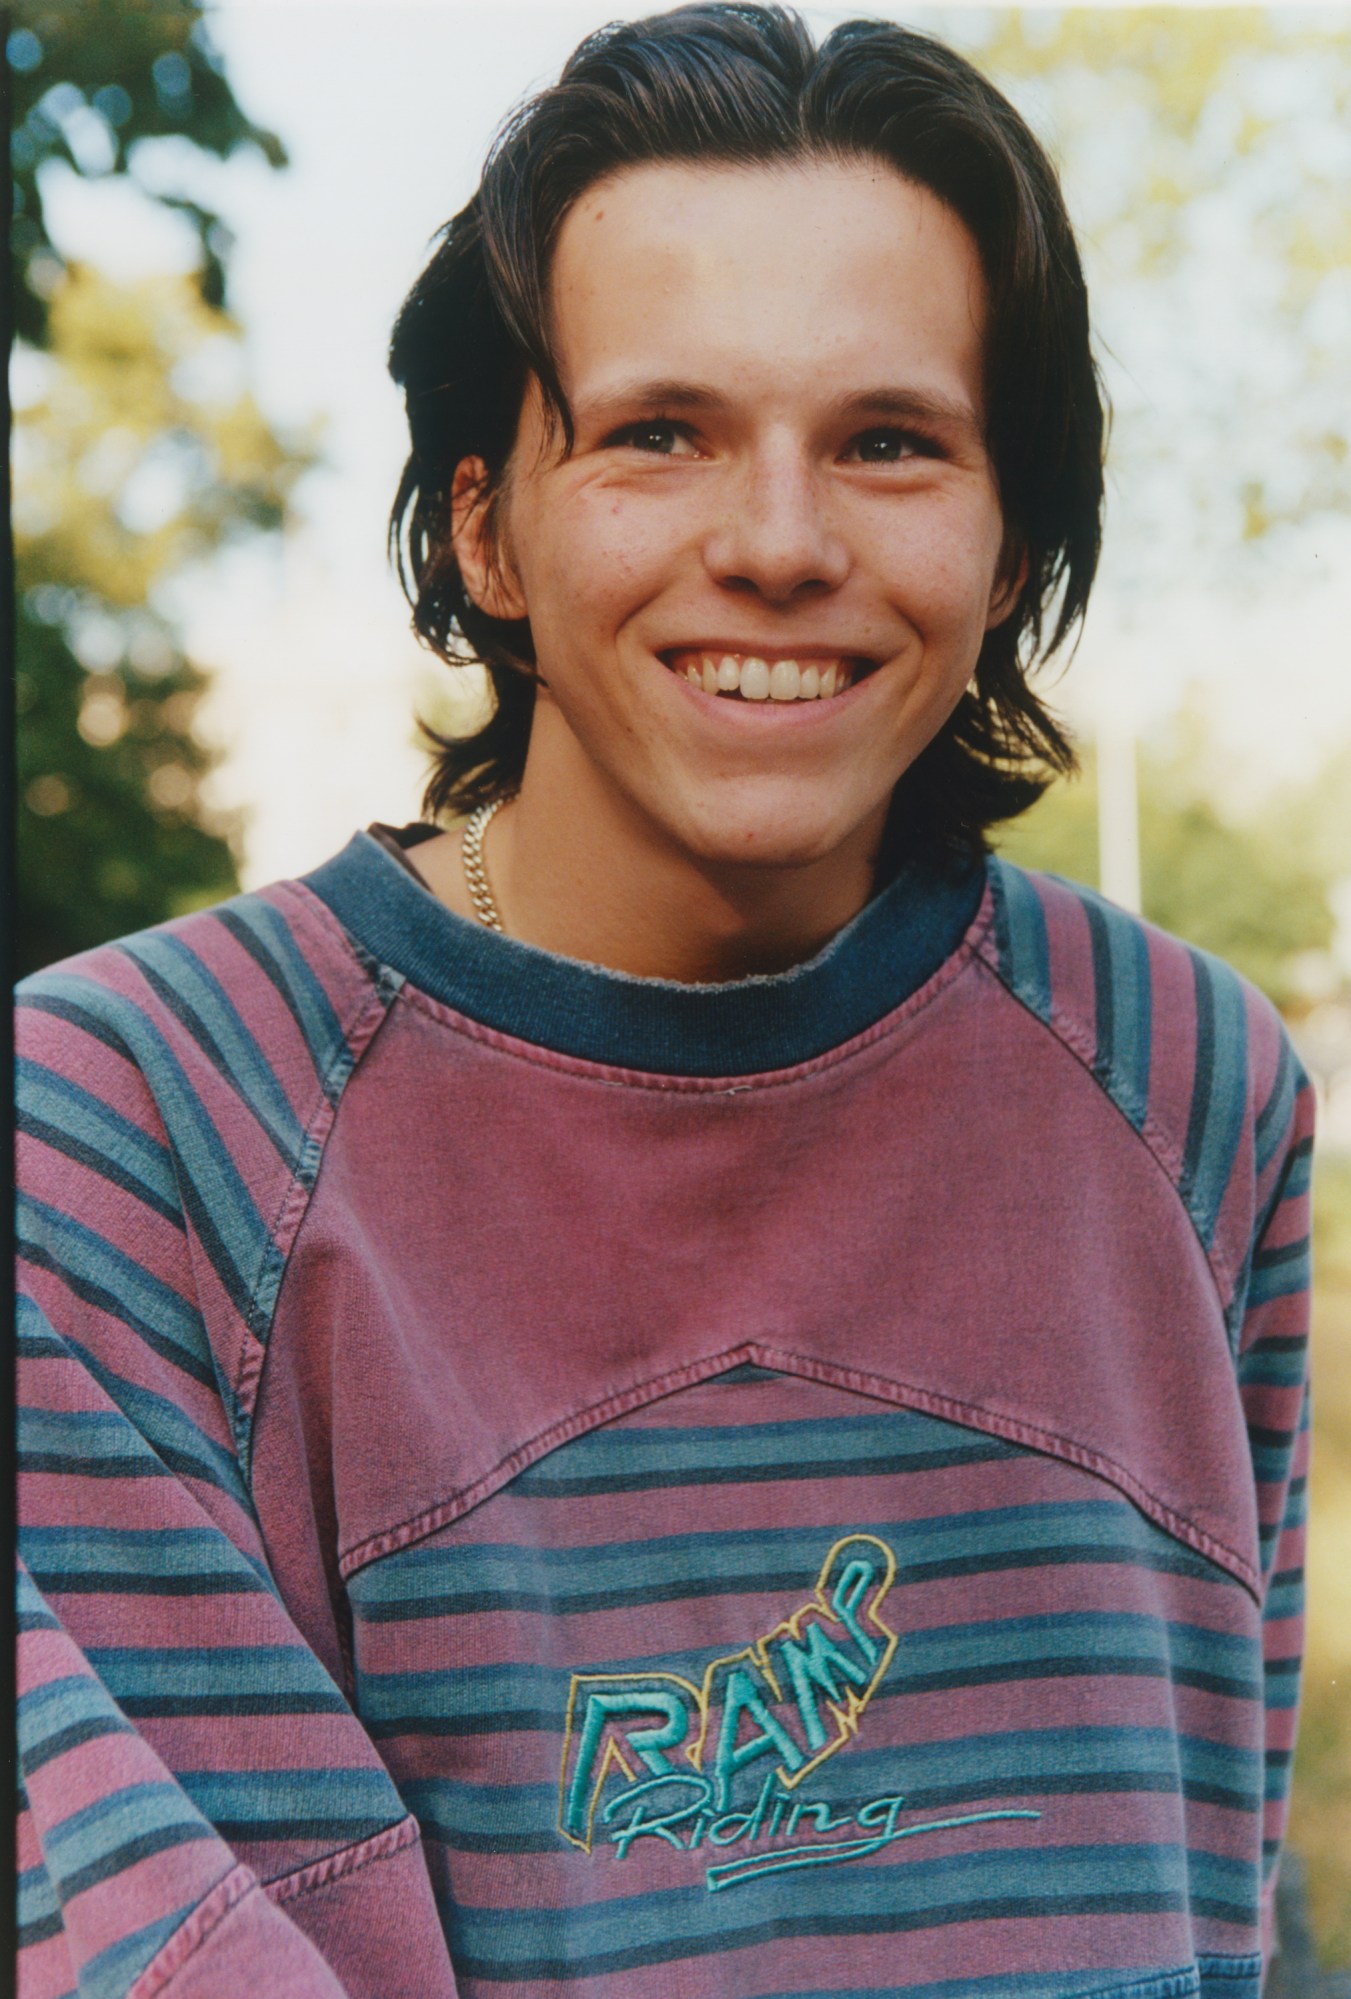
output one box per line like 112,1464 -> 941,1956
548,157 -> 989,420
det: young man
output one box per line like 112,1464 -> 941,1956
16,9 -> 1311,1998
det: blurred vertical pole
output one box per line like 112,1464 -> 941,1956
1097,705 -> 1142,913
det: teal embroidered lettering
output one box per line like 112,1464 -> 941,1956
783,1794 -> 853,1837
704,1803 -> 1042,1893
775,1621 -> 873,1753
558,1673 -> 702,1850
709,1661 -> 806,1808
601,1773 -> 709,1859
705,1775 -> 778,1848
555,1532 -> 1042,1887
587,1769 -> 1041,1890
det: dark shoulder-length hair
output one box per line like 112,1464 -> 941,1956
388,2 -> 1104,872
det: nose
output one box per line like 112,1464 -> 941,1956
703,438 -> 850,604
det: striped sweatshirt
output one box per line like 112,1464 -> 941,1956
16,830 -> 1313,1999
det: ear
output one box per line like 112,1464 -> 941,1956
451,456 -> 528,622
985,538 -> 1029,631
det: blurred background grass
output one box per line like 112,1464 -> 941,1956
10,0 -> 1350,1970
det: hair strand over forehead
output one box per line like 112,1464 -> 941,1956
388,2 -> 1105,871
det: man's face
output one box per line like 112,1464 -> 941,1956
458,156 -> 1017,877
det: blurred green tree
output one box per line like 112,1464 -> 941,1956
957,7 -> 1351,580
14,267 -> 310,973
949,8 -> 1351,1011
9,0 -> 285,344
8,1 -> 309,974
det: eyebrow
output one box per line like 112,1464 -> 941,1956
828,386 -> 983,437
575,378 -> 983,439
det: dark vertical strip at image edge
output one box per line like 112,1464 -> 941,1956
2,2 -> 24,1977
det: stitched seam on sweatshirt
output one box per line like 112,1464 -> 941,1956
1196,1955 -> 1263,1982
234,887 -> 405,1485
388,894 -> 996,1094
1063,1970 -> 1200,1999
125,1862 -> 257,1999
338,1340 -> 1260,1599
265,1811 -> 422,1904
971,933 -> 1240,1310
233,986 -> 393,1477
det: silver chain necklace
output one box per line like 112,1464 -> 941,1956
460,794 -> 516,931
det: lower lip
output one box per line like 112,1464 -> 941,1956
660,661 -> 881,725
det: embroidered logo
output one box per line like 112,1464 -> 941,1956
557,1532 -> 1038,1890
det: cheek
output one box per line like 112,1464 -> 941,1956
872,500 -> 1005,633
525,483 -> 691,626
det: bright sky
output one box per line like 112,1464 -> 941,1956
33,0 -> 1351,893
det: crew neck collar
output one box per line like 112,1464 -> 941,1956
303,829 -> 986,1078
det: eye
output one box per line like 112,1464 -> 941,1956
843,428 -> 935,465
607,419 -> 700,458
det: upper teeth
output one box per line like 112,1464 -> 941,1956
674,653 -> 851,700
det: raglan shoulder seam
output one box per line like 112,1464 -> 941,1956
17,878 -> 406,1488
226,880 -> 405,1482
974,856 -> 1285,1319
969,930 -> 1236,1308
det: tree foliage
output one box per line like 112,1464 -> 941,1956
953,11 -> 1351,1004
9,1 -> 308,974
9,0 -> 285,343
17,265 -> 296,598
14,267 -> 311,975
16,591 -> 235,976
951,7 -> 1351,588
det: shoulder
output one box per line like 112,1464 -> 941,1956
976,857 -> 1311,1316
16,881 -> 401,1441
17,876 -> 394,1122
16,872 -> 402,1246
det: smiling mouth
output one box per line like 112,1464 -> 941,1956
662,649 -> 875,702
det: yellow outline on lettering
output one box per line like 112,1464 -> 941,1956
557,1535 -> 899,1846
557,1670 -> 705,1852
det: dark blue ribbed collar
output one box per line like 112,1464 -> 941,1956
304,830 -> 985,1078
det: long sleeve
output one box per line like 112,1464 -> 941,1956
17,1559 -> 351,1999
15,892 -> 454,1999
1231,1037 -> 1316,1954
980,861 -> 1318,1972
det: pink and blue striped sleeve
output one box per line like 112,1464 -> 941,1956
1233,1032 -> 1315,1955
15,896 -> 443,1999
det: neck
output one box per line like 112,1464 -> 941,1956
467,746 -> 886,986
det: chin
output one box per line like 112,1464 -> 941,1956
675,804 -> 877,877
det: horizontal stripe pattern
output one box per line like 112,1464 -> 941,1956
439,1842 -> 1251,1981
507,1405 -> 1019,1496
16,1561 -> 241,1999
351,1394 -> 1268,1993
356,1605 -> 1263,1744
352,1498 -> 1221,1621
983,861 -> 1313,1941
14,850 -> 1309,1999
16,886 -> 409,1997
